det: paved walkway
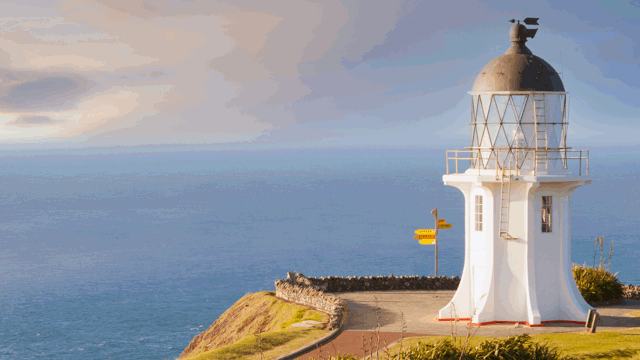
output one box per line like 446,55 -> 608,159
296,291 -> 640,359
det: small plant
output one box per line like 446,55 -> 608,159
253,327 -> 264,360
457,294 -> 485,358
592,236 -> 614,270
398,312 -> 406,360
374,296 -> 381,360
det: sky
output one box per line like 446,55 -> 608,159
0,0 -> 637,153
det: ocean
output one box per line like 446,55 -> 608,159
1,148 -> 638,359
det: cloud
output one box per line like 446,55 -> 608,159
5,115 -> 63,127
149,71 -> 166,78
0,70 -> 94,111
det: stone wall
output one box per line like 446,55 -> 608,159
303,273 -> 461,292
623,284 -> 640,300
274,277 -> 347,330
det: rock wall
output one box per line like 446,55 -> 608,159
623,284 -> 640,300
303,273 -> 461,292
274,279 -> 346,330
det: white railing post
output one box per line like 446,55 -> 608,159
579,150 -> 582,176
446,151 -> 450,174
586,150 -> 589,175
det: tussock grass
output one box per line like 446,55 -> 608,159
533,328 -> 640,359
179,291 -> 328,359
279,307 -> 324,330
184,328 -> 326,360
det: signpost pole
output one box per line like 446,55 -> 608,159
431,208 -> 438,277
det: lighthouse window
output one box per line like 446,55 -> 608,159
542,196 -> 552,233
475,195 -> 483,231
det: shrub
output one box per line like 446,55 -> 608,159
384,334 -> 566,360
315,335 -> 567,360
389,338 -> 464,360
471,334 -> 565,360
573,263 -> 624,303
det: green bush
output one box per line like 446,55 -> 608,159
316,334 -> 567,360
389,338 -> 463,360
470,334 -> 565,360
573,263 -> 624,303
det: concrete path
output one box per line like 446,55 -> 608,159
334,291 -> 640,338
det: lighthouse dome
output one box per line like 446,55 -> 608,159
471,22 -> 564,92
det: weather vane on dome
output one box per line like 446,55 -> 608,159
509,17 -> 539,25
508,18 -> 539,43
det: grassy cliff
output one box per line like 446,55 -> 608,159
179,291 -> 329,360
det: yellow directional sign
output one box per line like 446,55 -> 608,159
414,234 -> 435,240
439,223 -> 453,229
438,219 -> 446,224
415,229 -> 435,235
419,238 -> 435,245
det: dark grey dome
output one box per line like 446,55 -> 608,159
471,22 -> 564,92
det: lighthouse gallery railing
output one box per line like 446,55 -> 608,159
446,149 -> 589,176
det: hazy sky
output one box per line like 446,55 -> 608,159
0,0 -> 637,151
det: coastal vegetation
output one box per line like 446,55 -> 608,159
573,237 -> 624,303
179,291 -> 328,360
332,329 -> 640,360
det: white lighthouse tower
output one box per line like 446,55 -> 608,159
438,19 -> 592,326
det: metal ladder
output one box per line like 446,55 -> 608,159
534,94 -> 548,172
499,164 -> 516,240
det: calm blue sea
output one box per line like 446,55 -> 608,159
1,148 -> 638,359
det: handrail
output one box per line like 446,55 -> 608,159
446,149 -> 589,175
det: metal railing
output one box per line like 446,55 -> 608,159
446,149 -> 589,176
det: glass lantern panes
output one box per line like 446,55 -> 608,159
471,93 -> 567,172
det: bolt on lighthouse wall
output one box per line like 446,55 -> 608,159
438,19 -> 592,326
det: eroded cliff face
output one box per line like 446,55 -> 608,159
179,291 -> 328,359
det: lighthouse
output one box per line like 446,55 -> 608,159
438,18 -> 592,326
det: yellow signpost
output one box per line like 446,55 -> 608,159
413,210 -> 454,276
415,229 -> 435,235
414,234 -> 435,240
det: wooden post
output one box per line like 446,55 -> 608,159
431,208 -> 438,277
585,309 -> 600,333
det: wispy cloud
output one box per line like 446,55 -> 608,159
6,115 -> 63,127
